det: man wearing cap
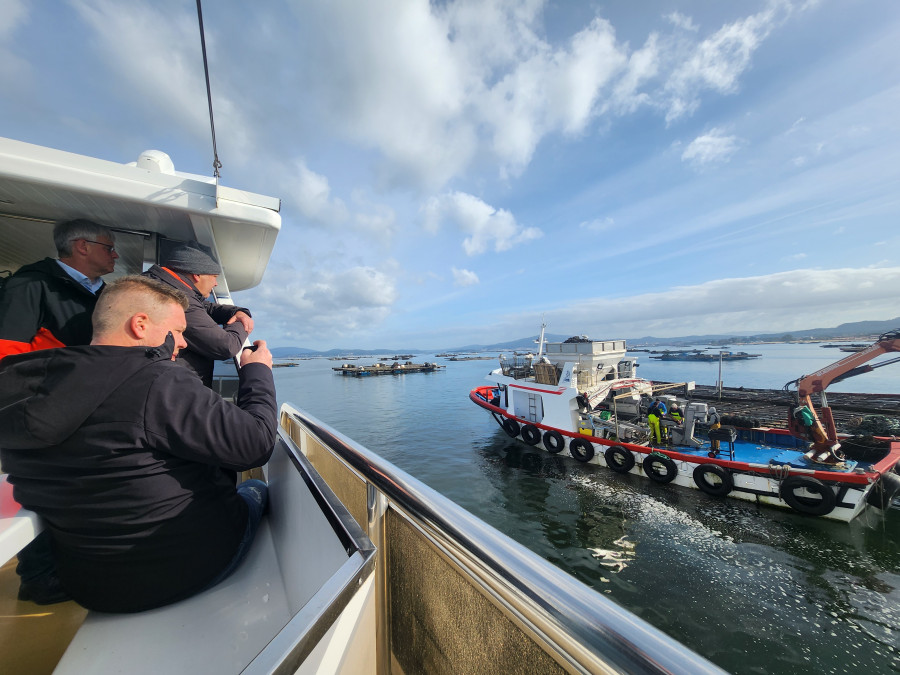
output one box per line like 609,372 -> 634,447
143,242 -> 254,387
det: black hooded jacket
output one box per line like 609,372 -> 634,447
0,258 -> 103,358
142,265 -> 250,387
0,337 -> 277,613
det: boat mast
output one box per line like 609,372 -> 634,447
535,316 -> 547,361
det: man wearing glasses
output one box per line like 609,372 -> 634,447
0,218 -> 118,362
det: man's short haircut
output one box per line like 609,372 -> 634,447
54,219 -> 116,257
92,275 -> 189,337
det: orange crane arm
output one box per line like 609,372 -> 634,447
795,333 -> 900,398
785,330 -> 900,461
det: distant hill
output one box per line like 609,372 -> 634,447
631,316 -> 900,346
752,317 -> 900,340
272,317 -> 900,355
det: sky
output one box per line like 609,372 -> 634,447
1,0 -> 899,350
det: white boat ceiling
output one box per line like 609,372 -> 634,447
0,137 -> 280,292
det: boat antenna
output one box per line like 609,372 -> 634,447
195,0 -> 222,182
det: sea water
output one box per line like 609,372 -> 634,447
273,344 -> 899,675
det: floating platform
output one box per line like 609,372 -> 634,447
446,355 -> 496,361
649,350 -> 761,361
332,361 -> 445,377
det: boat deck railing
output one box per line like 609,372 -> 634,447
279,403 -> 726,674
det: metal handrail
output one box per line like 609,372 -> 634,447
282,404 -> 725,675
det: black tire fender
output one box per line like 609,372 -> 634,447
643,454 -> 678,484
569,438 -> 595,463
866,471 -> 900,509
605,445 -> 635,473
780,475 -> 836,517
521,424 -> 541,445
543,430 -> 565,454
502,418 -> 520,438
693,463 -> 733,497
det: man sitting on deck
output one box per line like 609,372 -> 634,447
0,276 -> 277,613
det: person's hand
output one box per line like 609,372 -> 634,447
240,340 -> 272,369
228,311 -> 254,333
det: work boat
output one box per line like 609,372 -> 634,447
470,327 -> 900,523
0,138 -> 723,673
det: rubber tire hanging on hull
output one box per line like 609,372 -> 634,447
693,464 -> 733,497
521,424 -> 541,445
569,438 -> 595,463
866,470 -> 900,510
643,454 -> 678,484
779,476 -> 836,517
542,430 -> 565,454
502,418 -> 520,438
605,446 -> 635,473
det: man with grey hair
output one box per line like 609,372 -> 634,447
143,241 -> 254,387
0,218 -> 118,361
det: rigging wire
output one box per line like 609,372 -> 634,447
196,0 -> 222,180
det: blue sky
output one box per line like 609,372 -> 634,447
2,0 -> 899,349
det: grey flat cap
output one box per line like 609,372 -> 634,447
164,243 -> 221,275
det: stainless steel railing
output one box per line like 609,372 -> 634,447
280,403 -> 726,675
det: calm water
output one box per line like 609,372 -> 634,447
274,344 -> 899,675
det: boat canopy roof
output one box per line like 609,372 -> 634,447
0,137 -> 281,292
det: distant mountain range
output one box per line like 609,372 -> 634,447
271,316 -> 900,357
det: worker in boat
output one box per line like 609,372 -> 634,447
0,219 -> 118,604
143,242 -> 254,387
647,398 -> 668,444
0,276 -> 277,612
708,407 -> 722,453
0,218 -> 118,361
668,402 -> 684,424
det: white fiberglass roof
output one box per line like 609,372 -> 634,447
0,137 -> 281,292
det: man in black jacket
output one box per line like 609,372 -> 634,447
0,218 -> 118,604
142,242 -> 253,387
0,218 -> 118,360
0,276 -> 277,613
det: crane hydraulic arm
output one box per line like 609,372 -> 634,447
795,330 -> 900,398
785,330 -> 900,463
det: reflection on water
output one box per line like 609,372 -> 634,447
274,352 -> 899,675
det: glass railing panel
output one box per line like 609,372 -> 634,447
386,510 -> 567,674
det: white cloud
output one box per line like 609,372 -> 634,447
0,0 -> 27,39
664,3 -> 786,122
479,16 -> 630,175
666,12 -> 699,32
351,193 -> 397,243
0,0 -> 29,83
289,0 -> 474,190
579,217 -> 615,232
276,159 -> 349,226
452,267 -> 480,287
69,1 -> 246,154
237,259 -> 399,344
681,128 -> 742,167
420,191 -> 542,255
529,267 -> 900,338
